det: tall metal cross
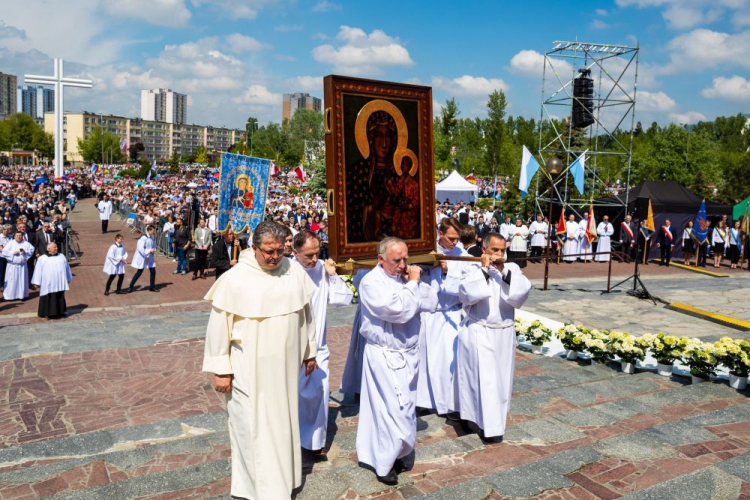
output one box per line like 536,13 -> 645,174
25,59 -> 93,178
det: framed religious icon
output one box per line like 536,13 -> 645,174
324,75 -> 436,262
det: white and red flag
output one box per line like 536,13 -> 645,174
295,164 -> 306,182
270,162 -> 280,177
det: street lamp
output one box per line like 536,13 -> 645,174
543,157 -> 562,291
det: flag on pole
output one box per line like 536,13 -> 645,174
464,172 -> 475,183
146,160 -> 157,182
295,164 -> 306,182
585,202 -> 598,243
119,138 -> 128,152
90,163 -> 98,174
691,200 -> 709,245
640,198 -> 655,240
555,209 -> 567,246
518,145 -> 540,198
569,150 -> 587,194
270,162 -> 280,177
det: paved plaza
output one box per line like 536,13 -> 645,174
0,204 -> 748,499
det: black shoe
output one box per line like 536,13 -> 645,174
479,430 -> 503,444
148,288 -> 159,292
116,290 -> 126,294
444,412 -> 461,422
104,291 -> 110,296
416,407 -> 432,417
127,288 -> 134,294
393,459 -> 408,474
376,469 -> 398,485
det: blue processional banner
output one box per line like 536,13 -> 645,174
218,153 -> 271,234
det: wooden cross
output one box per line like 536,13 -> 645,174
25,59 -> 93,177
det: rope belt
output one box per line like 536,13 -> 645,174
463,310 -> 514,330
368,341 -> 418,408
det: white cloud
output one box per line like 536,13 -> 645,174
312,1 -> 342,12
431,75 -> 508,97
509,50 -> 573,80
189,0 -> 271,19
590,19 -> 611,29
734,10 -> 750,28
701,75 -> 750,102
111,68 -> 169,90
312,26 -> 413,75
432,99 -> 442,117
275,54 -> 297,62
662,5 -> 721,29
596,8 -> 609,15
233,84 -> 281,105
275,25 -> 303,32
283,76 -> 323,94
669,111 -> 706,124
637,90 -> 678,111
224,34 -> 269,53
101,0 -> 191,28
661,29 -> 750,73
312,33 -> 328,40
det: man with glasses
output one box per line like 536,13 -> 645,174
203,222 -> 318,499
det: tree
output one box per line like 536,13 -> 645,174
77,125 -> 122,164
246,116 -> 258,154
441,98 -> 460,139
288,108 -> 325,164
128,142 -> 145,162
483,90 -> 508,177
0,113 -> 54,160
308,157 -> 326,196
169,152 -> 180,174
194,145 -> 208,165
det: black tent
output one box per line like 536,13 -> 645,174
597,180 -> 731,259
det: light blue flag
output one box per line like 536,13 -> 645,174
569,151 -> 587,194
518,145 -> 540,198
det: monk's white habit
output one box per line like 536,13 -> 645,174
457,262 -> 531,438
202,251 -> 317,499
562,220 -> 580,262
294,259 -> 353,451
2,239 -> 34,300
416,244 -> 465,415
595,222 -> 614,262
31,254 -> 72,295
339,270 -> 367,395
356,265 -> 438,477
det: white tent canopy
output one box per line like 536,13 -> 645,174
435,170 -> 478,204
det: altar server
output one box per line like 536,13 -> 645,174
528,214 -> 548,262
203,222 -> 318,499
293,230 -> 353,456
417,218 -> 465,417
595,216 -> 614,262
339,269 -> 368,396
128,225 -> 157,293
562,214 -> 580,262
2,231 -> 34,301
578,211 -> 592,261
103,234 -> 128,295
356,237 -> 438,485
457,232 -> 531,443
31,243 -> 72,319
98,194 -> 113,234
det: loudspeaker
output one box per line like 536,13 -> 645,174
634,197 -> 650,220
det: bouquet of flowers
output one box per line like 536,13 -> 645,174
681,339 -> 719,380
341,274 -> 359,301
514,318 -> 530,338
639,333 -> 686,365
607,331 -> 645,363
713,337 -> 750,377
526,320 -> 552,346
557,324 -> 584,351
581,328 -> 609,363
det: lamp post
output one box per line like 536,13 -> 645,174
543,157 -> 562,291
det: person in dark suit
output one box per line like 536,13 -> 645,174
210,231 -> 246,279
619,215 -> 637,262
656,219 -> 675,266
35,222 -> 58,258
475,215 -> 489,246
461,224 -> 482,257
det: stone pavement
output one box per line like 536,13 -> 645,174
0,306 -> 749,500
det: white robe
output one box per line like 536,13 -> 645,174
31,254 -> 72,295
339,270 -> 368,394
202,252 -> 317,500
356,265 -> 438,477
416,244 -> 465,414
595,222 -> 614,261
2,240 -> 34,300
499,222 -> 513,240
103,243 -> 128,275
457,263 -> 531,437
562,221 -> 580,261
98,200 -> 113,221
131,235 -> 156,269
528,221 -> 548,248
295,259 -> 353,451
579,218 -> 592,259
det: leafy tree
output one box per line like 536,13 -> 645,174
308,157 -> 326,196
194,145 -> 208,164
0,113 -> 54,159
246,116 -> 258,154
440,98 -> 460,139
77,125 -> 122,164
483,90 -> 508,178
169,152 -> 180,174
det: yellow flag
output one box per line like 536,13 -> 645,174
643,198 -> 655,235
742,201 -> 749,240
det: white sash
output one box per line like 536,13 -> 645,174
662,226 -> 673,242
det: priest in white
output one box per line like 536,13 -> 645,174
457,233 -> 531,442
562,214 -> 580,262
103,234 -> 128,295
292,230 -> 353,456
98,194 -> 113,234
595,216 -> 614,262
31,243 -> 72,318
2,231 -> 35,301
356,237 -> 438,485
417,218 -> 465,416
528,214 -> 548,262
578,211 -> 592,261
203,222 -> 318,499
339,269 -> 368,396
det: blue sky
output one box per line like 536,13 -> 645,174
1,0 -> 748,129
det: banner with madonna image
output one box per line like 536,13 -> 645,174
217,153 -> 271,234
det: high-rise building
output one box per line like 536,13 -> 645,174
17,85 -> 54,120
282,92 -> 321,121
141,88 -> 187,124
0,72 -> 18,119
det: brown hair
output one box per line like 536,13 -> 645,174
439,217 -> 463,235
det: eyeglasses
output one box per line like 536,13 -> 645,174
258,248 -> 284,258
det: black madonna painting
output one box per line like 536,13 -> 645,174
324,76 -> 436,261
